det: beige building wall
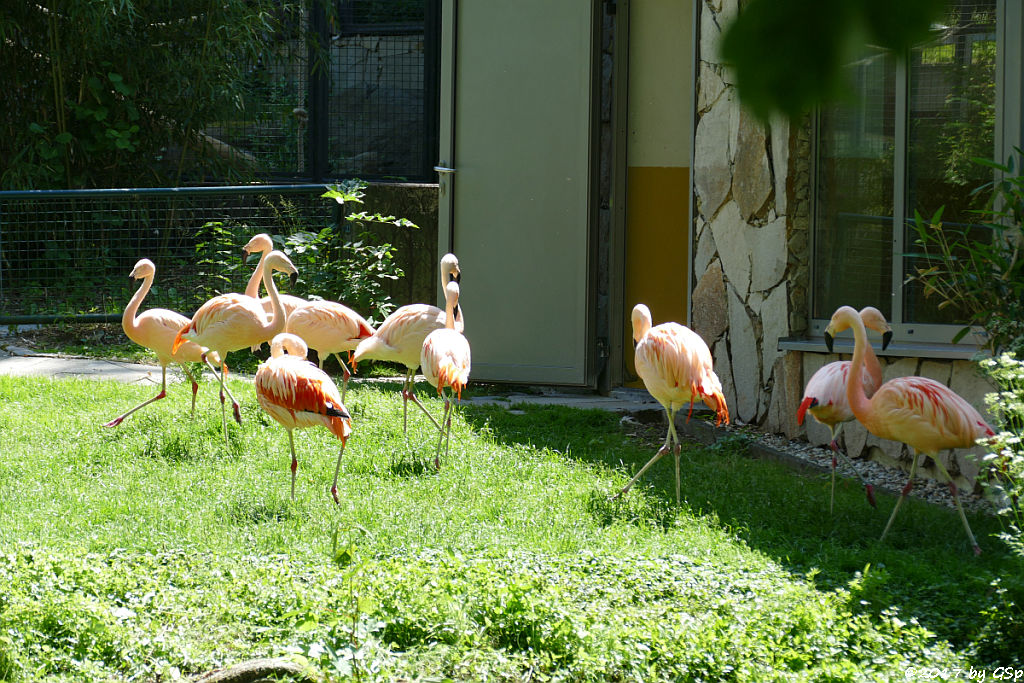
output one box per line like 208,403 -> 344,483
623,0 -> 693,382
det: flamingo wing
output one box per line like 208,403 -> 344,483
636,323 -> 729,425
354,304 -> 444,367
421,329 -> 471,398
868,376 -> 994,451
181,294 -> 268,352
255,357 -> 351,439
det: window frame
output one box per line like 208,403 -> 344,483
807,1 -> 1017,349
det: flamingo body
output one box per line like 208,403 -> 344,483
287,299 -> 375,401
798,306 -> 890,510
420,281 -> 471,468
615,304 -> 729,505
174,250 -> 298,440
103,258 -> 212,427
255,333 -> 352,502
825,305 -> 994,553
351,253 -> 464,435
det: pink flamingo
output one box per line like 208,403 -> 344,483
613,304 -> 730,504
243,233 -> 308,350
103,259 -> 219,427
285,299 -> 375,403
255,333 -> 352,503
173,250 -> 298,442
798,306 -> 892,512
352,253 -> 463,434
825,305 -> 995,554
420,280 -> 471,469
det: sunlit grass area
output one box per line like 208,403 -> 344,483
0,373 -> 1022,680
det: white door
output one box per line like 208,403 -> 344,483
437,0 -> 597,385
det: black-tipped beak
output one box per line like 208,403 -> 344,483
882,330 -> 893,350
824,331 -> 835,353
289,272 -> 298,288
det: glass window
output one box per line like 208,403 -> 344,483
812,1 -> 997,341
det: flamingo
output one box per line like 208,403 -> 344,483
613,304 -> 730,504
242,233 -> 308,350
173,250 -> 298,442
824,305 -> 995,554
103,259 -> 219,427
285,300 -> 375,403
255,333 -> 352,503
351,253 -> 463,434
797,306 -> 892,512
420,280 -> 471,469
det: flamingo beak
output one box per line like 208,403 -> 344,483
882,330 -> 893,350
289,272 -> 298,287
824,331 -> 835,353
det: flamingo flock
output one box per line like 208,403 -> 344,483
106,236 -> 995,553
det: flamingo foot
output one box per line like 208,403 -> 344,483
865,483 -> 877,509
103,416 -> 125,428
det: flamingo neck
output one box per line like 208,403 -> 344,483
261,261 -> 286,336
122,274 -> 152,337
845,313 -> 873,421
444,295 -> 456,330
863,338 -> 882,389
245,250 -> 269,299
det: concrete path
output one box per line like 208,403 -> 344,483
0,340 -> 664,415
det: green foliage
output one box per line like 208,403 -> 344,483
0,0 -> 299,189
977,354 -> 1024,558
907,150 -> 1024,355
274,181 -> 414,325
720,0 -> 947,120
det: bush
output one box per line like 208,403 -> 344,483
978,353 -> 1024,557
908,149 -> 1024,355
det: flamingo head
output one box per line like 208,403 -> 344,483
859,306 -> 893,350
264,250 -> 299,286
243,233 -> 274,258
823,305 -> 859,353
441,253 -> 461,284
631,304 -> 653,344
129,258 -> 155,281
270,332 -> 309,360
796,396 -> 818,425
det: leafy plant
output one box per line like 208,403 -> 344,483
977,353 -> 1024,557
273,181 -> 415,325
906,148 -> 1024,355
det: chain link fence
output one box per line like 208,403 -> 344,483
0,184 -> 437,324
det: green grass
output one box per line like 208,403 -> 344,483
1,372 -> 1022,681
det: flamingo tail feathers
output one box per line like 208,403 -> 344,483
437,360 -> 469,400
172,322 -> 194,354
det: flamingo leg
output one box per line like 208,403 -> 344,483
434,393 -> 453,470
880,451 -> 921,544
102,365 -> 169,427
929,453 -> 981,555
613,405 -> 674,501
333,352 -> 352,404
180,364 -> 199,417
402,369 -> 442,433
330,438 -> 348,505
203,356 -> 229,443
828,425 -> 839,515
288,430 -> 298,501
668,406 -> 682,505
827,430 -> 876,509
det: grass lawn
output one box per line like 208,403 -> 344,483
1,369 -> 1022,681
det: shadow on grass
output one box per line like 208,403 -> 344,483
459,400 -> 1024,664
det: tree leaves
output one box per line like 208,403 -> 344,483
720,0 -> 947,121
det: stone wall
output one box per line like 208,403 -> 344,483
691,0 -> 796,432
691,0 -> 996,489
